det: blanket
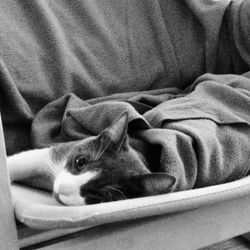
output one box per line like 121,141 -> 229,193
32,72 -> 250,190
1,0 -> 250,189
1,0 -> 250,156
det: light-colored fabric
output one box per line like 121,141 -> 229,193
12,175 -> 250,229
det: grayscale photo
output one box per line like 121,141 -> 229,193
1,0 -> 250,249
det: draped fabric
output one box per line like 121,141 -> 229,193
32,72 -> 250,190
1,0 -> 250,188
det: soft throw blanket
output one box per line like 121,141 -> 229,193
32,72 -> 250,190
1,0 -> 250,156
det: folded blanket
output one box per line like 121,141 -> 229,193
1,0 -> 250,155
32,73 -> 250,190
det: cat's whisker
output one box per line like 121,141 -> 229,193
90,140 -> 98,161
94,135 -> 104,161
103,188 -> 113,201
46,163 -> 59,175
96,137 -> 104,160
106,186 -> 128,200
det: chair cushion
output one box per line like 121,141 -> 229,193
11,175 -> 250,230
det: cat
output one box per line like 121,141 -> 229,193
8,112 -> 176,206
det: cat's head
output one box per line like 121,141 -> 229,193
53,112 -> 175,205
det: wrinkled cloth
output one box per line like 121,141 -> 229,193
32,73 -> 250,190
1,0 -> 250,154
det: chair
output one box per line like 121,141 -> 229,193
2,113 -> 250,249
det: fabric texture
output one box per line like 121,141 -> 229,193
1,0 -> 250,155
32,73 -> 250,190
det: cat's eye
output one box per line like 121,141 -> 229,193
75,155 -> 87,169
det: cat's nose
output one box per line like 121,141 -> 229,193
53,183 -> 86,206
55,180 -> 77,196
54,191 -> 86,206
53,171 -> 78,196
53,170 -> 98,206
53,171 -> 86,206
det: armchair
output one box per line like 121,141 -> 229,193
2,113 -> 250,250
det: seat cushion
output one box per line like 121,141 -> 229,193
11,175 -> 250,230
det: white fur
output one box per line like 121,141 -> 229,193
8,147 -> 56,182
53,170 -> 98,206
8,147 -> 99,205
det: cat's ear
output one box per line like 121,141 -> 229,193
102,112 -> 129,152
129,173 -> 176,196
94,112 -> 129,159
